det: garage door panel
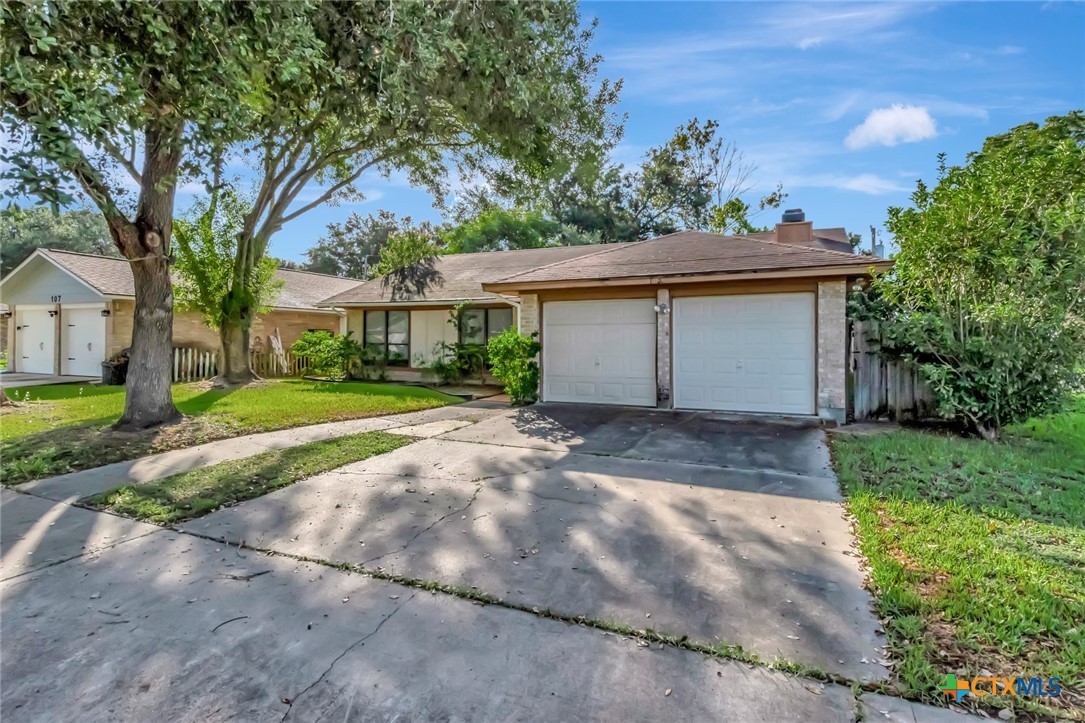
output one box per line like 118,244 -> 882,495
15,309 -> 55,374
62,308 -> 106,377
674,293 -> 815,415
543,299 -> 656,407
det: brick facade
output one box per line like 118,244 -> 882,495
106,300 -> 342,358
655,288 -> 671,408
816,280 -> 848,423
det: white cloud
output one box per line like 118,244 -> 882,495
844,104 -> 937,149
798,37 -> 824,50
783,172 -> 909,195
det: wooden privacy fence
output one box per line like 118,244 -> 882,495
849,319 -> 938,422
171,348 -> 311,383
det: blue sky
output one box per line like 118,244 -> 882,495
23,2 -> 1085,262
265,1 -> 1083,261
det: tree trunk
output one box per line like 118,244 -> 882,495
113,116 -> 183,430
117,242 -> 181,428
217,312 -> 257,386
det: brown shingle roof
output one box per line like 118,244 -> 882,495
320,245 -> 605,305
486,231 -> 883,287
38,249 -> 360,311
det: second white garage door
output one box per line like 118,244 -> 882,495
543,299 -> 656,406
673,293 -> 816,415
61,307 -> 107,377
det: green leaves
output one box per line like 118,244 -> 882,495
873,111 -> 1085,437
487,329 -> 542,404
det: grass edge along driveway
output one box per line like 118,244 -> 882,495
831,397 -> 1084,721
1,379 -> 458,484
85,431 -> 411,525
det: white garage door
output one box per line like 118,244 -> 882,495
62,307 -> 106,377
543,299 -> 656,406
15,308 -> 55,374
673,293 -> 815,415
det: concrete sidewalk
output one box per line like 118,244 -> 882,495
17,400 -> 509,503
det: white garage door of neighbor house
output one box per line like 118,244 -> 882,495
673,293 -> 816,415
543,299 -> 656,407
15,308 -> 55,374
62,307 -> 106,377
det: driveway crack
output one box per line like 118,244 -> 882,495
281,592 -> 417,722
360,486 -> 483,566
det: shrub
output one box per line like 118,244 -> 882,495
428,342 -> 487,386
873,113 -> 1085,440
487,328 -> 541,404
290,331 -> 363,379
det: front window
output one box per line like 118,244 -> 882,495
459,307 -> 514,345
364,310 -> 409,366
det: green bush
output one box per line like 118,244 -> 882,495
428,342 -> 487,385
873,113 -> 1085,440
290,331 -> 363,379
487,328 -> 541,404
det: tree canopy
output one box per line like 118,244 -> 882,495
0,206 -> 116,276
302,211 -> 425,279
868,111 -> 1085,439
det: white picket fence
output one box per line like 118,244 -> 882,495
171,348 -> 311,383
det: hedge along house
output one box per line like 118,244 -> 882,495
0,249 -> 361,377
318,245 -> 605,380
480,213 -> 890,423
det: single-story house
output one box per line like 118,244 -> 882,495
0,248 -> 361,377
321,212 -> 891,422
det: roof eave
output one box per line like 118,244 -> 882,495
482,261 -> 894,293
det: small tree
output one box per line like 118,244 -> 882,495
874,112 -> 1085,440
173,190 -> 281,335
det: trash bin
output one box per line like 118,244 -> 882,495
101,360 -> 128,385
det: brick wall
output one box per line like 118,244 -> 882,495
816,280 -> 848,423
519,294 -> 539,336
655,288 -> 671,408
106,300 -> 342,357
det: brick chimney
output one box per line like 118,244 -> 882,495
775,208 -> 813,245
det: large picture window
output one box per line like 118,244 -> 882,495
459,307 -> 514,345
364,310 -> 409,366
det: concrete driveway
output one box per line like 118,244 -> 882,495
182,404 -> 888,680
1,403 -> 924,722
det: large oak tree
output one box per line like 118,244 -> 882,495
1,1 -> 322,427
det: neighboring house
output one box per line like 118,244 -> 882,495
0,249 -> 361,377
322,211 -> 891,423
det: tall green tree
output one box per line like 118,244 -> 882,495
871,112 -> 1085,440
373,227 -> 444,302
1,1 -> 321,428
444,208 -> 568,254
302,211 -> 422,279
204,0 -> 617,384
0,206 -> 116,276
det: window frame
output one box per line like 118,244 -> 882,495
458,307 -> 514,346
363,309 -> 411,367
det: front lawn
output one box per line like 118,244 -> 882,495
85,431 -> 410,524
1,379 -> 458,484
833,397 -> 1084,719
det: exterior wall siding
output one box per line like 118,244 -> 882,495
0,256 -> 104,305
816,280 -> 848,423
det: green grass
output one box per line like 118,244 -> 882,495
1,379 -> 458,484
84,431 -> 410,524
832,397 -> 1085,718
